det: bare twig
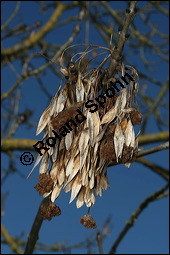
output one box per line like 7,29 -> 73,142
141,81 -> 169,133
1,63 -> 51,101
136,157 -> 169,181
1,223 -> 23,254
96,232 -> 103,254
108,183 -> 169,254
52,8 -> 85,63
108,1 -> 137,78
1,2 -> 66,62
137,141 -> 169,158
1,1 -> 21,31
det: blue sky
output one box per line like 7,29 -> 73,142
1,1 -> 169,254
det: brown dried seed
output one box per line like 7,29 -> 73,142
105,93 -> 119,111
40,202 -> 61,221
130,109 -> 142,125
34,174 -> 54,196
80,214 -> 97,229
121,144 -> 135,163
100,134 -> 116,161
51,101 -> 84,132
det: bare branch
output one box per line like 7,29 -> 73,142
138,131 -> 169,145
1,224 -> 23,254
1,2 -> 66,62
137,141 -> 169,158
136,157 -> 169,181
24,197 -> 49,254
1,1 -> 21,31
108,183 -> 169,254
1,131 -> 169,152
108,1 -> 137,78
97,232 -> 103,254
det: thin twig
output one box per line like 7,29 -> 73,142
108,183 -> 169,254
136,157 -> 169,181
1,1 -> 21,31
108,1 -> 137,78
136,141 -> 169,158
96,232 -> 103,254
1,223 -> 23,254
1,2 -> 66,62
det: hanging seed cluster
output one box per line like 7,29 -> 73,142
31,47 -> 142,210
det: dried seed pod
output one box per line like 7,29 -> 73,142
34,174 -> 54,196
39,153 -> 49,174
32,47 -> 142,210
76,74 -> 85,102
101,105 -> 117,125
40,202 -> 61,220
114,123 -> 125,162
36,106 -> 50,136
80,214 -> 97,229
124,119 -> 135,147
130,109 -> 142,125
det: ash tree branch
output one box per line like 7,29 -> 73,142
1,2 -> 66,62
136,141 -> 169,158
24,197 -> 50,254
96,232 -> 104,254
108,1 -> 137,78
108,182 -> 169,254
1,224 -> 23,254
138,131 -> 169,145
136,157 -> 169,181
1,131 -> 169,152
1,61 -> 52,101
1,1 -> 21,31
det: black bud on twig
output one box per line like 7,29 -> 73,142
125,33 -> 130,39
118,25 -> 123,32
126,8 -> 130,13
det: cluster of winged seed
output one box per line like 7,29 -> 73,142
31,61 -> 142,208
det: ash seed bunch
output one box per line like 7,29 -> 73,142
29,45 -> 142,212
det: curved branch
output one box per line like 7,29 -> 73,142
141,81 -> 169,133
1,224 -> 23,254
136,157 -> 169,181
1,62 -> 51,101
137,141 -> 169,157
1,1 -> 21,31
108,183 -> 169,254
1,2 -> 66,61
